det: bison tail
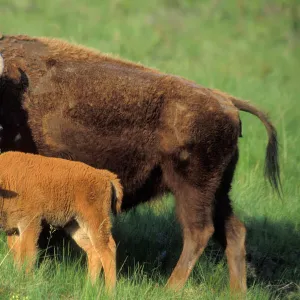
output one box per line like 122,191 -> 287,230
230,97 -> 282,197
0,53 -> 3,76
110,178 -> 123,215
211,88 -> 282,197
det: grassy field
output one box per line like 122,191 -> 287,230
0,0 -> 299,299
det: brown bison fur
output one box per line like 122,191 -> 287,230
0,151 -> 123,292
0,34 -> 281,294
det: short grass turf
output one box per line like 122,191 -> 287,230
0,0 -> 299,299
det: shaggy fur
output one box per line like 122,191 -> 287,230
0,34 -> 281,293
0,151 -> 123,292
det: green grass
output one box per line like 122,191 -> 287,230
0,0 -> 299,299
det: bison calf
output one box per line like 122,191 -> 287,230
0,151 -> 123,292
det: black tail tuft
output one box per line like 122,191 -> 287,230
225,94 -> 283,198
264,126 -> 282,198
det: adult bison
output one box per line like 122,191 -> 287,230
0,35 -> 280,293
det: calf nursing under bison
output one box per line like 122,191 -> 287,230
0,35 -> 281,293
0,151 -> 123,293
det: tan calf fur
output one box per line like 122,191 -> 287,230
0,151 -> 123,293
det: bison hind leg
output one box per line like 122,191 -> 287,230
162,159 -> 220,290
213,151 -> 247,294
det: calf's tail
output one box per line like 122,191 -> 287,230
110,177 -> 123,215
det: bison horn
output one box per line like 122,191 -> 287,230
0,53 -> 4,76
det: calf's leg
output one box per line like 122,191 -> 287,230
64,221 -> 103,282
77,213 -> 116,293
15,219 -> 41,272
7,235 -> 20,261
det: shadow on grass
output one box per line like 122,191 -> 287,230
244,217 -> 300,298
37,202 -> 182,280
36,202 -> 300,298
